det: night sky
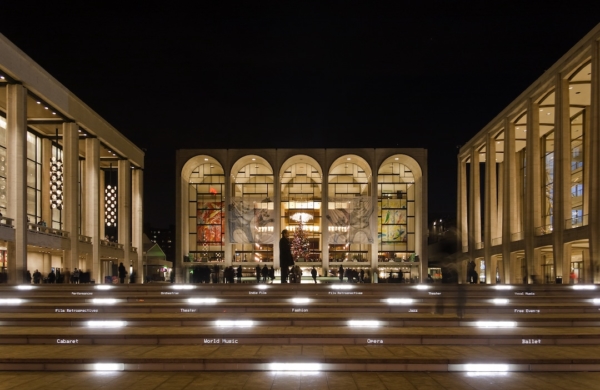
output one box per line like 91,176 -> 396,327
2,3 -> 599,227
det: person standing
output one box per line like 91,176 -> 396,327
261,264 -> 269,283
72,268 -> 80,284
311,266 -> 317,284
338,265 -> 344,283
255,264 -> 261,283
118,262 -> 127,284
279,229 -> 294,283
33,269 -> 42,284
237,265 -> 242,283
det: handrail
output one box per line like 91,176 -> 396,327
78,235 -> 92,243
535,224 -> 553,236
565,214 -> 588,229
511,231 -> 523,241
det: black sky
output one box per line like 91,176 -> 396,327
2,3 -> 600,227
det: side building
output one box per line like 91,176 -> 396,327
176,148 -> 427,283
457,24 -> 600,284
0,34 -> 144,284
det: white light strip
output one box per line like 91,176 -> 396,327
171,285 -> 195,290
93,363 -> 124,371
269,363 -> 322,371
91,298 -> 117,304
16,285 -> 33,290
215,320 -> 254,328
476,321 -> 516,328
573,285 -> 596,290
257,285 -> 269,290
492,298 -> 509,305
465,364 -> 509,372
348,320 -> 380,327
330,285 -> 352,290
95,285 -> 113,290
188,298 -> 218,304
415,285 -> 430,290
291,298 -> 310,304
87,321 -> 126,328
467,372 -> 508,377
593,298 -> 600,304
493,285 -> 513,290
0,298 -> 22,304
386,298 -> 414,304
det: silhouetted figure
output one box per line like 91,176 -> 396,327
118,262 -> 127,284
279,229 -> 294,283
311,267 -> 317,283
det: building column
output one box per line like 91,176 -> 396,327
118,159 -> 131,276
484,133 -> 498,284
321,167 -> 330,279
131,167 -> 143,283
588,40 -> 600,283
223,169 -> 231,269
468,147 -> 481,265
6,84 -> 27,284
525,99 -> 542,282
63,122 -> 79,273
273,166 -> 281,272
502,119 -> 517,285
84,138 -> 100,281
457,156 -> 468,283
554,76 -> 571,283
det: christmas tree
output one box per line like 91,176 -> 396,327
291,223 -> 310,260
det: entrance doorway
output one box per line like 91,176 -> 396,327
100,260 -> 118,284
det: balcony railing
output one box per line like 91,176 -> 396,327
475,242 -> 484,250
492,237 -> 502,246
28,223 -> 70,238
462,245 -> 468,253
101,239 -> 124,250
0,217 -> 14,227
78,235 -> 92,243
511,231 -> 523,241
565,214 -> 588,229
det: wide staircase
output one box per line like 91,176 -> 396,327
1,281 -> 600,373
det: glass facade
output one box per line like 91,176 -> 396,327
187,163 -> 225,262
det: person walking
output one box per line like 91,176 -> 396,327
338,265 -> 344,283
279,229 -> 294,283
237,265 -> 242,283
311,266 -> 317,283
255,264 -> 261,283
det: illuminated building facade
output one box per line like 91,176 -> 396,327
176,148 -> 427,282
0,34 -> 144,284
457,25 -> 600,284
